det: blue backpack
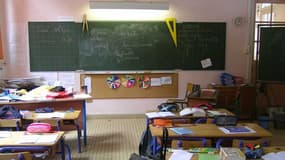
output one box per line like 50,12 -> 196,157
0,105 -> 22,119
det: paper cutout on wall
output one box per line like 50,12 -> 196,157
122,75 -> 136,88
138,75 -> 151,89
106,75 -> 121,89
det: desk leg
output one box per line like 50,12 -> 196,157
60,138 -> 66,160
152,136 -> 158,155
82,100 -> 87,146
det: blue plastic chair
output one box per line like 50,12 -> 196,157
216,138 -> 270,150
232,138 -> 270,149
33,119 -> 72,160
172,138 -> 211,149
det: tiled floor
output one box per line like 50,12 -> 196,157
51,117 -> 285,160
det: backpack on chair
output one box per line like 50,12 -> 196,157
0,105 -> 22,119
130,127 -> 168,160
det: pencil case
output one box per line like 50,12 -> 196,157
27,123 -> 52,133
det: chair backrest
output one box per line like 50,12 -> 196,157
0,152 -> 32,160
171,138 -> 212,149
216,138 -> 270,150
184,83 -> 194,100
215,138 -> 234,149
0,119 -> 22,131
232,138 -> 270,149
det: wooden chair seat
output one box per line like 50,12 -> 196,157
0,119 -> 22,131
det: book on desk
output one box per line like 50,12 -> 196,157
219,126 -> 256,134
170,127 -> 193,135
145,111 -> 175,118
179,108 -> 206,117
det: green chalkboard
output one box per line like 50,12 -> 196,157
178,22 -> 226,70
29,22 -> 80,71
28,21 -> 226,71
79,21 -> 179,70
258,27 -> 285,82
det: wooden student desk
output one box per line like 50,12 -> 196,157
166,146 -> 285,160
150,123 -> 272,138
0,131 -> 65,160
23,110 -> 82,153
24,110 -> 81,121
150,123 -> 272,155
0,97 -> 89,146
145,108 -> 234,125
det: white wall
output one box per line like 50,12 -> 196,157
0,0 -> 251,115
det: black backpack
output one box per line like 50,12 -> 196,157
131,127 -> 168,160
0,105 -> 22,119
139,125 -> 153,157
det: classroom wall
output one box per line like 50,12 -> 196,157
0,0 -> 252,115
0,0 -> 4,75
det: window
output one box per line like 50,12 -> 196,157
253,2 -> 285,82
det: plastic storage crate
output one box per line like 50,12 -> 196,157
273,112 -> 285,129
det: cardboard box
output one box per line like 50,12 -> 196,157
219,147 -> 245,160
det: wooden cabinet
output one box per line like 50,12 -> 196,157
213,85 -> 256,120
214,86 -> 238,107
188,96 -> 217,107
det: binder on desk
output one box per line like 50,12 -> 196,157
224,126 -> 250,132
170,127 -> 193,135
219,126 -> 256,134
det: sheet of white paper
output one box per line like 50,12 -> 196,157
169,150 -> 193,160
145,112 -> 175,118
17,135 -> 40,144
158,111 -> 175,117
0,131 -> 11,138
161,76 -> 172,85
84,76 -> 92,94
151,78 -> 161,86
36,134 -> 59,143
201,58 -> 212,68
36,112 -> 65,118
262,152 -> 285,160
145,112 -> 161,118
17,133 -> 59,144
73,94 -> 92,99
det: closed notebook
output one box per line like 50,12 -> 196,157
224,126 -> 250,132
170,127 -> 193,135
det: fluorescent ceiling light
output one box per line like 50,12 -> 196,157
89,9 -> 168,21
89,1 -> 169,10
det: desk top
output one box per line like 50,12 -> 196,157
23,110 -> 81,120
166,146 -> 285,160
0,97 -> 91,105
150,123 -> 272,138
146,108 -> 234,119
0,131 -> 64,147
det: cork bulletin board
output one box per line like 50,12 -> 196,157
80,73 -> 178,99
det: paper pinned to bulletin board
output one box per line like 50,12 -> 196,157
80,73 -> 178,99
84,76 -> 92,94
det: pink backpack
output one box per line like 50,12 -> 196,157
27,123 -> 52,133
